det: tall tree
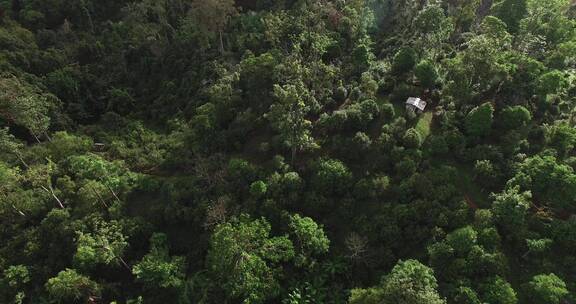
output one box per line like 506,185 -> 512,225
480,276 -> 517,304
444,17 -> 513,102
349,259 -> 446,304
520,0 -> 575,46
414,60 -> 438,89
73,218 -> 129,271
268,83 -> 317,163
288,214 -> 330,266
491,186 -> 531,235
206,215 -> 294,303
508,155 -> 576,211
494,0 -> 528,33
526,273 -> 569,304
133,233 -> 186,290
465,102 -> 494,138
0,74 -> 54,141
45,269 -> 99,303
189,0 -> 238,54
414,5 -> 454,59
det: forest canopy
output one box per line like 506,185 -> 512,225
0,0 -> 575,303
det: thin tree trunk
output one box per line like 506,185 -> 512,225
32,133 -> 41,144
81,0 -> 94,33
11,0 -> 21,20
103,245 -> 132,272
118,256 -> 132,272
41,185 -> 65,209
11,204 -> 25,216
107,185 -> 122,204
2,191 -> 26,216
219,30 -> 224,55
16,152 -> 29,169
90,185 -> 109,208
522,250 -> 531,260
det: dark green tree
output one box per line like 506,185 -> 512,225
526,273 -> 569,304
547,123 -> 576,157
500,106 -> 531,129
133,233 -> 186,290
480,276 -> 517,304
73,219 -> 129,271
0,74 -> 54,140
206,215 -> 294,303
288,214 -> 330,266
491,186 -> 531,235
268,83 -> 318,163
190,0 -> 238,54
508,155 -> 576,210
312,158 -> 353,195
379,259 -> 446,304
465,103 -> 494,138
494,0 -> 528,33
391,47 -> 418,75
350,259 -> 446,304
414,60 -> 438,89
45,269 -> 99,303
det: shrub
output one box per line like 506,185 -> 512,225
381,103 -> 396,121
403,128 -> 423,149
250,180 -> 268,198
500,106 -> 531,129
415,60 -> 438,88
465,103 -> 494,138
312,158 -> 353,195
391,47 -> 418,75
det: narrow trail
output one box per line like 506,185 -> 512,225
465,194 -> 479,210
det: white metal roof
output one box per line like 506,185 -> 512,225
406,97 -> 427,111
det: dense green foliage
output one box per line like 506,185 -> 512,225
0,0 -> 575,303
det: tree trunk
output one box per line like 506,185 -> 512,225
107,185 -> 122,204
90,186 -> 109,208
521,250 -> 531,260
32,133 -> 41,144
11,204 -> 26,216
104,245 -> 132,272
83,2 -> 95,33
16,152 -> 29,169
2,191 -> 26,216
118,256 -> 132,272
219,30 -> 224,55
41,185 -> 65,209
11,0 -> 21,17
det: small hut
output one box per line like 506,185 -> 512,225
405,97 -> 427,114
93,143 -> 106,152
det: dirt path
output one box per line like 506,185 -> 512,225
465,194 -> 479,210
